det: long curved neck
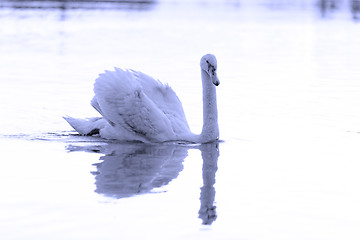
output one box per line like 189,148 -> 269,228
200,69 -> 219,143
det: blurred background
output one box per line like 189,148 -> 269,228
0,0 -> 359,18
1,0 -> 359,136
1,1 -> 360,240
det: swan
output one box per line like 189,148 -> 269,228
64,54 -> 220,143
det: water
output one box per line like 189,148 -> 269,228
1,0 -> 360,239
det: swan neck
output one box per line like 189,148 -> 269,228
200,69 -> 219,143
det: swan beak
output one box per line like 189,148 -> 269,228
209,65 -> 220,86
211,72 -> 220,86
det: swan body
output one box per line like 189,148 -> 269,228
64,54 -> 220,143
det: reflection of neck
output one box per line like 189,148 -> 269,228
200,69 -> 219,143
198,142 -> 219,225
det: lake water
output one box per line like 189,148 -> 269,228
1,0 -> 360,239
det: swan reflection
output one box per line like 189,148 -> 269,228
67,140 -> 219,225
67,142 -> 187,198
198,141 -> 219,225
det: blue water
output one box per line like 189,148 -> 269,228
1,1 -> 360,239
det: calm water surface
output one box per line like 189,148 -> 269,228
1,1 -> 360,239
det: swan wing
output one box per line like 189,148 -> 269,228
93,68 -> 177,142
131,70 -> 191,134
91,95 -> 103,116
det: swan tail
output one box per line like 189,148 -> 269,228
63,116 -> 107,136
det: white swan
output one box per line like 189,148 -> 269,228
64,54 -> 220,143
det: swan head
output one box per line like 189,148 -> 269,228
200,54 -> 220,86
